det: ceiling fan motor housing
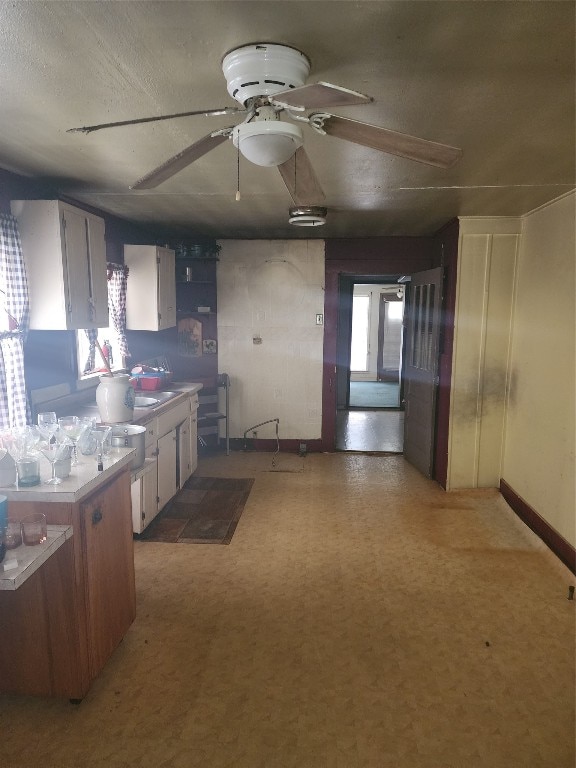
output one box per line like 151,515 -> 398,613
222,43 -> 310,106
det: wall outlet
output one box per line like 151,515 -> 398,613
299,442 -> 307,456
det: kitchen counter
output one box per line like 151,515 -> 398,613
0,524 -> 72,590
0,447 -> 135,502
53,380 -> 203,426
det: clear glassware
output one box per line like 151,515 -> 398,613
39,438 -> 73,485
37,411 -> 57,431
58,416 -> 89,466
91,425 -> 111,470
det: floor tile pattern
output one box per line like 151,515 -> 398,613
0,452 -> 574,768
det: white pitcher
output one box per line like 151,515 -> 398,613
96,374 -> 135,424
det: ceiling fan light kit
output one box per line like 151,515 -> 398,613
288,206 -> 327,227
233,121 -> 303,166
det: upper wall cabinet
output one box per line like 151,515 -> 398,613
10,199 -> 108,330
124,245 -> 176,331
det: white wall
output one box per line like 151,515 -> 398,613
502,192 -> 575,547
447,194 -> 575,550
217,240 -> 325,442
448,218 -> 521,488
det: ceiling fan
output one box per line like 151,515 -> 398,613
68,42 -> 462,208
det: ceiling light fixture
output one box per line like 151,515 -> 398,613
288,206 -> 327,227
232,122 -> 303,166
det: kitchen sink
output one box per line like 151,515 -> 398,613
134,390 -> 182,408
84,390 -> 183,412
134,396 -> 158,408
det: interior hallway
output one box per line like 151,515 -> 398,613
1,452 -> 574,768
336,409 -> 404,452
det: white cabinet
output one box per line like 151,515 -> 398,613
131,459 -> 158,535
124,245 -> 176,330
157,429 -> 178,510
131,392 -> 200,534
178,417 -> 191,488
10,199 -> 108,330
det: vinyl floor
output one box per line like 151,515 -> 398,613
0,452 -> 574,768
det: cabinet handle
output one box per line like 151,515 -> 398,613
92,508 -> 103,525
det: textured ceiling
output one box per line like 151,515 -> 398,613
1,1 -> 574,239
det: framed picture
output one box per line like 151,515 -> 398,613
177,317 -> 202,357
202,339 -> 217,354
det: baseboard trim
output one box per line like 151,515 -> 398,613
500,479 -> 576,575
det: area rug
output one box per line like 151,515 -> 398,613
140,476 -> 254,544
349,381 -> 400,408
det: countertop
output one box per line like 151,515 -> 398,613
0,447 -> 135,503
57,381 -> 203,426
0,525 -> 73,590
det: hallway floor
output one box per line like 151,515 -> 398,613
1,452 -> 574,768
336,408 -> 404,452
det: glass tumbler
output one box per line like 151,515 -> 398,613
21,512 -> 47,546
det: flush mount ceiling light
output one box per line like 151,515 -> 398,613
232,120 -> 303,166
288,206 -> 327,227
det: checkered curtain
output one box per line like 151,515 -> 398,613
107,263 -> 130,363
83,327 -> 98,374
0,213 -> 30,428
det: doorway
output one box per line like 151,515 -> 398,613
336,279 -> 405,453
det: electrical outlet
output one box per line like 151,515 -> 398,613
299,442 -> 307,456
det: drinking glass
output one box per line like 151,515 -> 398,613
37,411 -> 57,432
21,512 -> 47,545
5,518 -> 23,549
58,416 -> 88,466
39,438 -> 73,485
91,425 -> 111,471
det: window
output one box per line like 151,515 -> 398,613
351,294 -> 370,371
76,328 -> 125,379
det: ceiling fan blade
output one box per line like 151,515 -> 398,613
314,114 -> 462,169
278,147 -> 326,206
67,106 -> 246,135
131,132 -> 230,190
272,82 -> 373,110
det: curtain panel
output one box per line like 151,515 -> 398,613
107,263 -> 130,364
0,214 -> 30,428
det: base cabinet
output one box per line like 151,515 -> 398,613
132,394 -> 200,533
0,467 -> 136,699
157,428 -> 178,511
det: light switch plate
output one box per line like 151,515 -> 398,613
316,313 -> 324,325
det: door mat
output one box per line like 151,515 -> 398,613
140,476 -> 254,545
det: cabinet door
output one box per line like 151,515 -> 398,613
131,463 -> 159,534
157,247 -> 176,330
62,207 -> 92,329
125,245 -> 176,330
81,471 -> 136,677
85,214 -> 109,327
157,429 -> 177,510
178,417 -> 191,488
190,407 -> 198,475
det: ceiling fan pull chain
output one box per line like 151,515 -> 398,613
236,145 -> 241,201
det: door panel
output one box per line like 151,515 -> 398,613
403,267 -> 443,476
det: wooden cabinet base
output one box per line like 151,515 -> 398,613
0,468 -> 136,699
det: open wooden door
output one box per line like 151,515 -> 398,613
403,267 -> 443,476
